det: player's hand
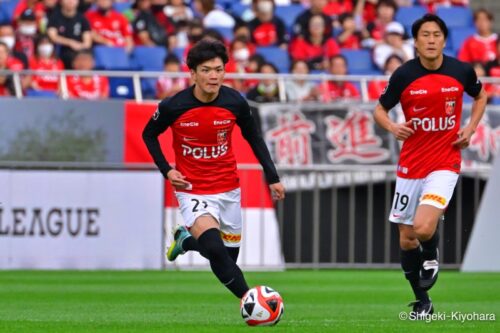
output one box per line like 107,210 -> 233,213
452,126 -> 475,149
167,169 -> 192,190
270,182 -> 285,201
390,120 -> 415,141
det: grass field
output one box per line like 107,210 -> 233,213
0,270 -> 498,333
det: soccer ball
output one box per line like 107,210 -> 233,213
240,286 -> 284,326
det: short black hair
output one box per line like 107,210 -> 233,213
259,61 -> 279,74
412,14 -> 448,39
186,39 -> 228,70
163,54 -> 180,66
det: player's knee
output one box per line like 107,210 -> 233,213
400,237 -> 419,250
413,224 -> 435,241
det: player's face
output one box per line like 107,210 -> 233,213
191,57 -> 225,96
414,22 -> 446,61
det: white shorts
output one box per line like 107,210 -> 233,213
175,188 -> 242,247
389,170 -> 459,225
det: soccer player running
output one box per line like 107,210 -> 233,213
142,39 -> 285,299
374,14 -> 487,316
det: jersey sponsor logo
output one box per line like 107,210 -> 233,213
398,165 -> 409,174
181,143 -> 228,159
441,86 -> 459,93
411,115 -> 456,132
445,99 -> 456,115
413,106 -> 427,112
180,121 -> 199,127
217,130 -> 228,144
220,231 -> 241,243
152,108 -> 160,120
410,89 -> 428,95
421,193 -> 446,206
213,120 -> 232,125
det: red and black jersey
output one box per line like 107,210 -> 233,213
142,85 -> 280,194
379,55 -> 482,179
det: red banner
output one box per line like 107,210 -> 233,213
124,101 -> 274,208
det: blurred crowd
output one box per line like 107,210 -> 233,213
0,0 -> 498,102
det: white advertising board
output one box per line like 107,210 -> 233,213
0,170 -> 164,269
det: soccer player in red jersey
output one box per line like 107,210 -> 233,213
374,14 -> 487,316
143,40 -> 285,299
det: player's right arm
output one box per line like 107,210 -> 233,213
142,100 -> 190,189
374,104 -> 415,141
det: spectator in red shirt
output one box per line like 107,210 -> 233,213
289,14 -> 340,71
323,0 -> 354,18
319,54 -> 360,102
0,24 -> 28,69
458,9 -> 498,65
366,0 -> 398,42
337,12 -> 369,49
0,42 -> 16,96
418,0 -> 469,13
368,54 -> 403,100
485,39 -> 500,77
65,49 -> 110,100
29,34 -> 64,93
225,36 -> 256,92
248,0 -> 288,48
86,0 -> 134,53
156,54 -> 188,99
14,9 -> 38,61
13,0 -> 46,26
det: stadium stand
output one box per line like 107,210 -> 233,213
93,46 -> 131,70
340,49 -> 380,75
131,46 -> 167,71
255,46 -> 290,73
436,6 -> 474,28
275,4 -> 305,32
395,6 -> 427,35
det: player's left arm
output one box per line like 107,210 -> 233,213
453,66 -> 488,149
236,100 -> 285,200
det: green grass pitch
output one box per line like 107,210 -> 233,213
0,270 -> 498,333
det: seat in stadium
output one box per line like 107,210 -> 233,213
436,7 -> 473,29
491,96 -> 500,105
131,46 -> 167,71
93,46 -> 131,70
449,27 -> 476,53
113,2 -> 132,13
256,46 -> 290,73
215,0 -> 233,10
275,4 -> 305,32
25,89 -> 58,98
230,3 -> 250,19
0,0 -> 17,23
108,77 -> 135,99
395,6 -> 427,36
213,27 -> 234,42
172,47 -> 186,63
340,49 -> 377,75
